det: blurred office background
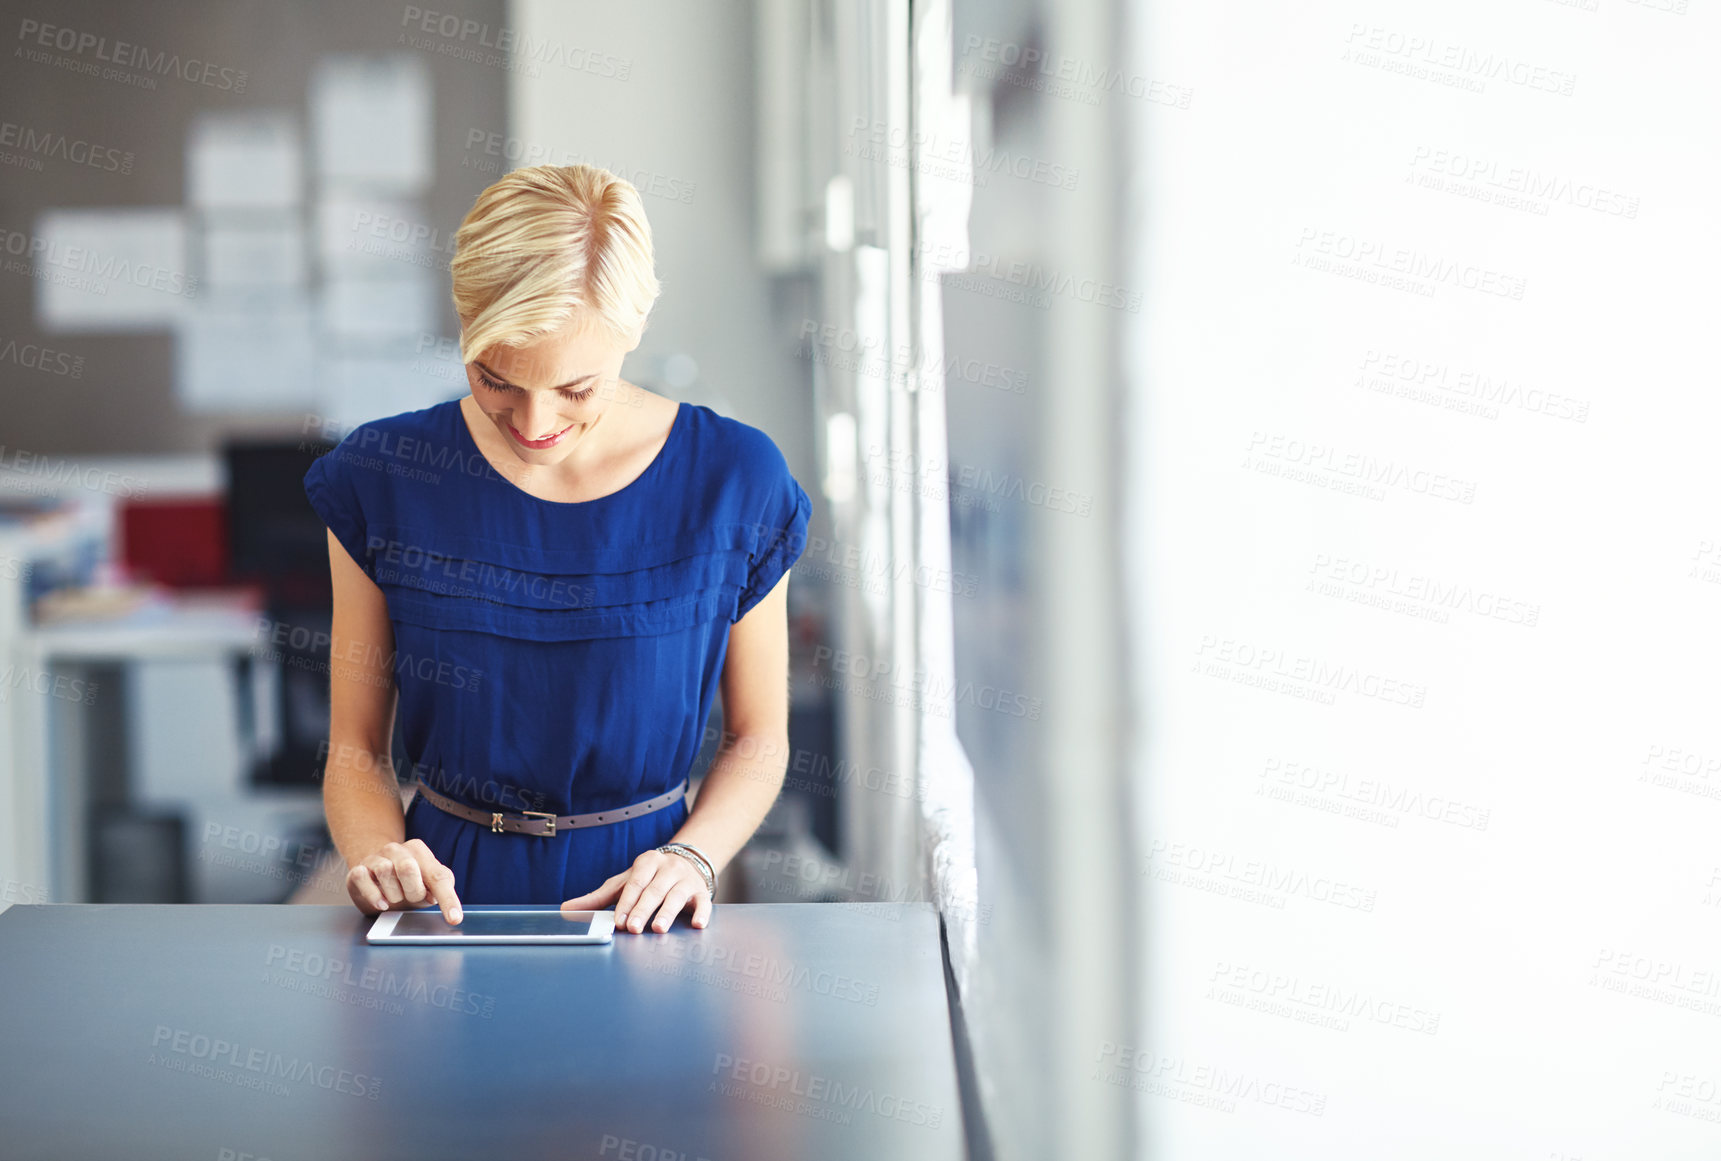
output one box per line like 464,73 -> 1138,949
0,0 -> 826,912
2,1 -> 1716,1159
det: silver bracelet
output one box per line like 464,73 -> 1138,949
658,845 -> 715,896
670,841 -> 717,884
657,842 -> 717,897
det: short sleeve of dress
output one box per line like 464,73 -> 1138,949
733,441 -> 813,624
302,437 -> 374,581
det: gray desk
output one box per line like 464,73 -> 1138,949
0,902 -> 966,1160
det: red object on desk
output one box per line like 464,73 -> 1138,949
120,498 -> 229,588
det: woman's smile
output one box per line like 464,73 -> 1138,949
507,419 -> 576,449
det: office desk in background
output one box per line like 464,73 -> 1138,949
6,590 -> 321,906
0,901 -> 967,1160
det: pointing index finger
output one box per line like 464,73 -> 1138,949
423,860 -> 463,924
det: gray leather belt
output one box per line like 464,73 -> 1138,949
413,778 -> 688,837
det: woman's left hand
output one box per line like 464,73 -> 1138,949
561,848 -> 713,933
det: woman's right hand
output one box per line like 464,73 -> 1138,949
345,839 -> 463,924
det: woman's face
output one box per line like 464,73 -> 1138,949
464,319 -> 637,463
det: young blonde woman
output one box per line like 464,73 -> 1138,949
303,164 -> 810,934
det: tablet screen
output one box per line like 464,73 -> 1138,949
390,910 -> 596,938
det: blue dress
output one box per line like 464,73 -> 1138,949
302,397 -> 811,904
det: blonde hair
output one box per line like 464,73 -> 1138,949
450,164 -> 662,363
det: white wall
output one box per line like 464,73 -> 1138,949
509,0 -> 813,487
1129,2 -> 1720,1157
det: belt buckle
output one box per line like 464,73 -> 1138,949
521,810 -> 557,837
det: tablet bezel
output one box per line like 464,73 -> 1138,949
366,908 -> 615,945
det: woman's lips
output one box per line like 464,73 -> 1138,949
508,421 -> 573,449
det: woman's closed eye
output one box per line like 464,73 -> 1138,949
476,370 -> 596,404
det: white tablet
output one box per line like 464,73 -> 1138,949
367,908 -> 614,945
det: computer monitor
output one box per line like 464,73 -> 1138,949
223,439 -> 337,606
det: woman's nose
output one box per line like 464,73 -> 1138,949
515,395 -> 566,439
